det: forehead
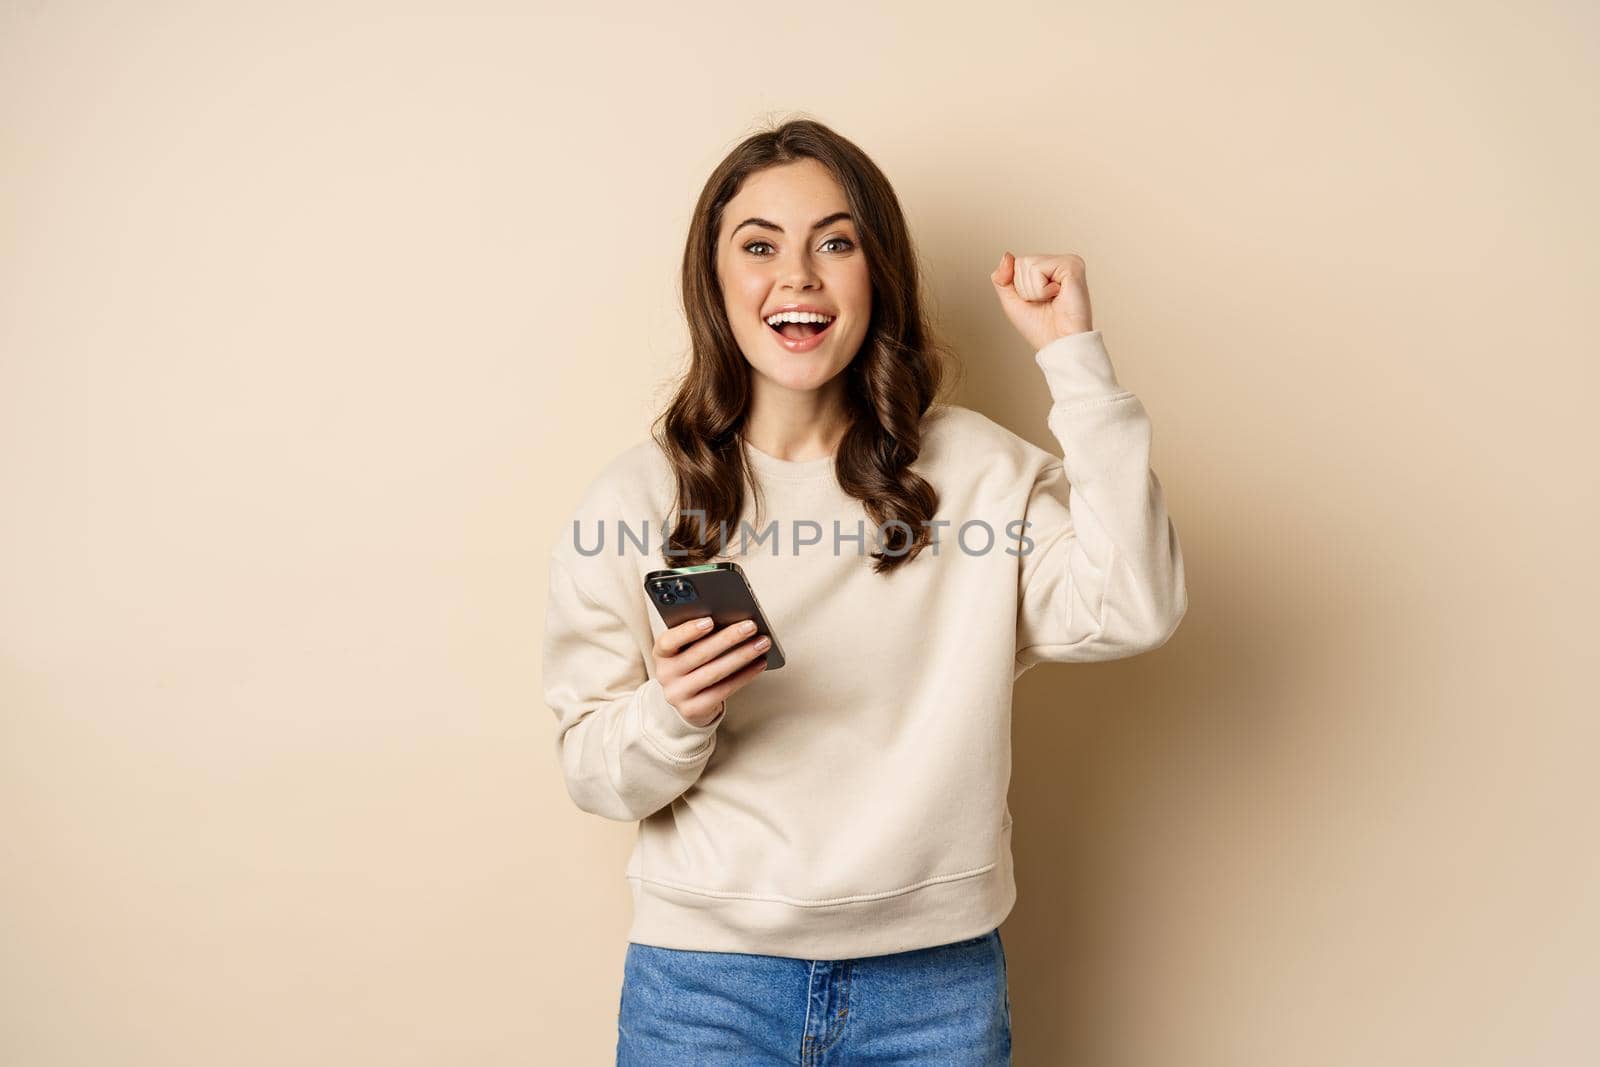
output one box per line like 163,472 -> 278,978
723,159 -> 849,222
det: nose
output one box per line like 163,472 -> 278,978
778,248 -> 821,291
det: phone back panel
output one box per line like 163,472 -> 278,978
644,563 -> 786,670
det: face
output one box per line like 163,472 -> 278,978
715,159 -> 872,397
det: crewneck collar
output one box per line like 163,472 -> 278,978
742,438 -> 838,481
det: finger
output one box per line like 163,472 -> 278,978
1031,264 -> 1059,303
675,619 -> 763,674
694,654 -> 769,708
1017,256 -> 1040,301
654,615 -> 718,656
682,633 -> 772,696
990,250 -> 1015,288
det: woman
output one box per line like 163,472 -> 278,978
543,117 -> 1188,1065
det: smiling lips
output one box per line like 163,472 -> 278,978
766,312 -> 836,353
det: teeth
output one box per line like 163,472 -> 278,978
764,310 -> 835,327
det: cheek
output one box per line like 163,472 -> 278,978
717,258 -> 757,302
839,264 -> 872,310
727,280 -> 770,324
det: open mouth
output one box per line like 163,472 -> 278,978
764,312 -> 836,350
767,318 -> 834,342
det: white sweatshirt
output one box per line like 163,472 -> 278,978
542,330 -> 1187,960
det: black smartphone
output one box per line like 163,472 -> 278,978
643,562 -> 786,671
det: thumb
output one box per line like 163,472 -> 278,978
990,251 -> 1015,289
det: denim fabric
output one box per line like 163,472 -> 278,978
616,928 -> 1011,1065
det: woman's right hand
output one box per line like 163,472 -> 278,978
652,616 -> 771,727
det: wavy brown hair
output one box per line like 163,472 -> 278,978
651,117 -> 959,575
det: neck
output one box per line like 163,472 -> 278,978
743,375 -> 849,461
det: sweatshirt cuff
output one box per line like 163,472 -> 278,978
640,676 -> 724,757
1034,330 -> 1132,406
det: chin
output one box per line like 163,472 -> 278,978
762,367 -> 841,392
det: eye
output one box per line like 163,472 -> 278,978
821,236 -> 855,253
743,240 -> 774,257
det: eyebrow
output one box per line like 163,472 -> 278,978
730,211 -> 854,241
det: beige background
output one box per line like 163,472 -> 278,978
3,2 -> 1596,1064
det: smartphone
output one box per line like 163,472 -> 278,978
643,562 -> 786,671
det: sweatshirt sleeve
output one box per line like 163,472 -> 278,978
543,548 -> 725,822
1013,330 -> 1188,675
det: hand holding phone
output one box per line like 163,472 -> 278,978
644,562 -> 784,727
651,616 -> 770,728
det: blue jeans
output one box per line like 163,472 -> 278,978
616,928 -> 1012,1065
